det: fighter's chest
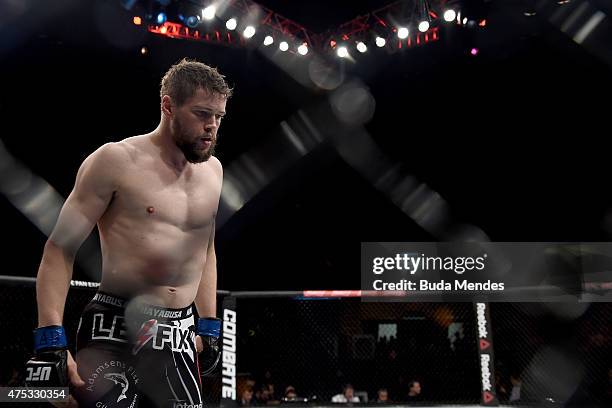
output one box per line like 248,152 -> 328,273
115,167 -> 220,230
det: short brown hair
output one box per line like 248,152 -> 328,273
160,58 -> 233,105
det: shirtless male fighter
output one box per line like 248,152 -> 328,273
29,59 -> 231,407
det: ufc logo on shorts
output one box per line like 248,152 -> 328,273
153,323 -> 192,352
26,366 -> 51,381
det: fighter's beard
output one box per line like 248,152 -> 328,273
172,120 -> 216,163
177,138 -> 215,163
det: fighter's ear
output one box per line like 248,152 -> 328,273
161,95 -> 174,117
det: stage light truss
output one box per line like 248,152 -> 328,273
132,0 -> 474,56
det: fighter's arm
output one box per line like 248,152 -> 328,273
195,158 -> 223,318
196,220 -> 218,317
36,143 -> 123,327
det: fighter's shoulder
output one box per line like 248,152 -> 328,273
207,155 -> 223,179
84,141 -> 132,169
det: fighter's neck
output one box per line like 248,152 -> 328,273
149,126 -> 189,171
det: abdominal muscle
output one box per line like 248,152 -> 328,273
97,217 -> 209,308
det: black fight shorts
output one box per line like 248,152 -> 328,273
74,292 -> 203,408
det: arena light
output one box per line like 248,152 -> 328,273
202,5 -> 216,20
243,25 -> 256,39
356,41 -> 367,53
375,36 -> 386,47
156,12 -> 167,25
297,43 -> 309,55
443,9 -> 456,22
186,15 -> 200,28
279,41 -> 289,51
133,16 -> 142,25
226,18 -> 237,30
264,35 -> 274,46
337,46 -> 349,58
417,0 -> 432,33
397,27 -> 409,39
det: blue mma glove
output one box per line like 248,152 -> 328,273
25,325 -> 69,387
197,317 -> 221,376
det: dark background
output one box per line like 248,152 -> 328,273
2,0 -> 612,290
1,2 -> 611,405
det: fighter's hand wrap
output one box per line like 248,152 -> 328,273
24,325 -> 69,387
197,317 -> 221,376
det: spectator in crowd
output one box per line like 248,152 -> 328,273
256,384 -> 271,405
267,383 -> 277,398
405,380 -> 422,402
376,388 -> 390,403
509,374 -> 522,402
332,384 -> 360,403
255,370 -> 279,404
265,383 -> 280,405
241,387 -> 256,406
495,370 -> 510,402
284,385 -> 298,401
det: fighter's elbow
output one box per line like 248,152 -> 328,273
43,238 -> 77,262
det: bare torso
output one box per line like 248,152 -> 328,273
97,135 -> 221,308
